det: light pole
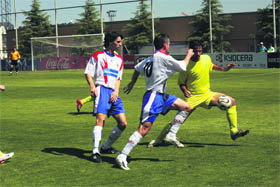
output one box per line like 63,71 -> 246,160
272,0 -> 277,51
209,0 -> 213,53
100,0 -> 104,36
54,0 -> 59,57
151,0 -> 155,42
14,0 -> 18,49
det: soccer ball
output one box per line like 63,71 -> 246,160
218,96 -> 232,110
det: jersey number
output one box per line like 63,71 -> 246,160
143,61 -> 153,77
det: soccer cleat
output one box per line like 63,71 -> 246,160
92,153 -> 102,163
147,140 -> 162,148
116,154 -> 130,170
0,152 -> 14,162
164,134 -> 184,148
231,129 -> 249,140
76,99 -> 83,112
100,147 -> 119,154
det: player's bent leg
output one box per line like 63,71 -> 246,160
211,93 -> 249,140
156,99 -> 191,148
101,113 -> 127,154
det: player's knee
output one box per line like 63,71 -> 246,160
117,122 -> 127,131
231,97 -> 236,106
139,123 -> 152,136
96,118 -> 105,126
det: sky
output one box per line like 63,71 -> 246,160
7,0 -> 273,26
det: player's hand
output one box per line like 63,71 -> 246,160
110,92 -> 118,103
225,63 -> 235,71
90,88 -> 97,97
123,82 -> 134,94
187,48 -> 194,58
184,89 -> 191,98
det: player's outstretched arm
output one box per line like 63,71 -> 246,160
213,63 -> 235,72
123,70 -> 140,94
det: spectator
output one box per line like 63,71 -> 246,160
267,44 -> 275,53
259,42 -> 267,52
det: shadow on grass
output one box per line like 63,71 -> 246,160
139,141 -> 240,148
68,112 -> 93,115
41,147 -> 173,167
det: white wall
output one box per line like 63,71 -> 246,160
0,26 -> 8,60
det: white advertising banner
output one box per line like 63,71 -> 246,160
208,53 -> 267,68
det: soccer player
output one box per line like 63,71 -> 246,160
84,31 -> 127,163
115,34 -> 193,170
76,51 -> 120,113
9,48 -> 21,75
149,40 -> 249,147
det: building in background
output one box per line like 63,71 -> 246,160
5,12 -> 261,55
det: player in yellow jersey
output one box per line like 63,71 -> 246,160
149,40 -> 249,147
76,51 -> 120,112
9,48 -> 21,76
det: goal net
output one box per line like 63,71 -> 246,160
31,33 -> 104,71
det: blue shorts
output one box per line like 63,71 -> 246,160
140,91 -> 177,123
93,85 -> 125,116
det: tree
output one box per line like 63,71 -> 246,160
20,0 -> 53,58
122,0 -> 155,54
256,2 -> 279,49
72,0 -> 102,56
76,0 -> 101,34
188,0 -> 233,52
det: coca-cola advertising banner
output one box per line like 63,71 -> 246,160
40,55 -> 137,70
40,56 -> 90,70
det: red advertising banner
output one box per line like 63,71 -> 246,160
40,56 -> 90,70
40,55 -> 136,70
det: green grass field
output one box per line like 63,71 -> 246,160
0,69 -> 280,186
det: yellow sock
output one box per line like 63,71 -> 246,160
0,151 -> 3,157
81,95 -> 93,105
226,105 -> 238,134
155,122 -> 172,143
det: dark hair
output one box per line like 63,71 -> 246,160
189,40 -> 202,49
104,31 -> 123,48
153,34 -> 169,50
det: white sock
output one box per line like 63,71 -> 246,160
121,131 -> 142,156
93,126 -> 103,154
102,126 -> 122,149
167,111 -> 188,137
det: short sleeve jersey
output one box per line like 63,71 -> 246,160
178,54 -> 213,94
85,51 -> 123,90
10,51 -> 21,60
135,51 -> 186,93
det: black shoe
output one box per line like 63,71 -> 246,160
92,153 -> 102,163
231,129 -> 249,140
100,147 -> 119,154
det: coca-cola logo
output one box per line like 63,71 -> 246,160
45,57 -> 70,70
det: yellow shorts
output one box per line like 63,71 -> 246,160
185,91 -> 216,110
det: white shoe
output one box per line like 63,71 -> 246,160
0,152 -> 14,162
147,140 -> 156,148
116,154 -> 130,170
164,134 -> 184,148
